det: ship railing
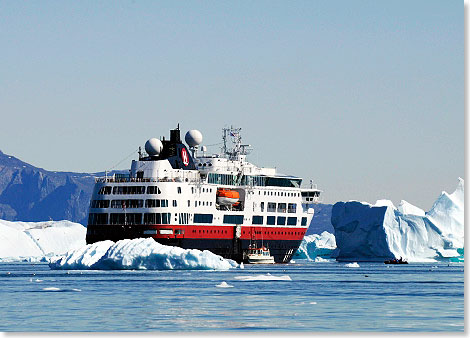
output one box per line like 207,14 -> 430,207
95,173 -> 203,184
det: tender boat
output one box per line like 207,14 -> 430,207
247,245 -> 275,264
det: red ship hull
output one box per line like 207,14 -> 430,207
86,224 -> 306,263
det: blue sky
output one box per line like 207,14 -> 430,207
0,1 -> 463,209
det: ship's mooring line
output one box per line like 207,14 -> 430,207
107,148 -> 139,172
204,142 -> 223,147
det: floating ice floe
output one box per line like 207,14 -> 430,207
216,281 -> 234,288
42,287 -> 61,291
344,262 -> 360,268
332,178 -> 464,262
0,220 -> 86,262
234,273 -> 292,281
49,237 -> 238,271
41,287 -> 81,292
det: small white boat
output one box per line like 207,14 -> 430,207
247,245 -> 275,264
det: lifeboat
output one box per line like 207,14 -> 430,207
216,188 -> 240,205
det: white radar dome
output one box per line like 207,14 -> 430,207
145,138 -> 163,156
185,130 -> 203,147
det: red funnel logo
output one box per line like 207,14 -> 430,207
181,148 -> 189,166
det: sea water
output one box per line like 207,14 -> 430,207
0,261 -> 463,332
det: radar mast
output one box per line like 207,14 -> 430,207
221,126 -> 252,162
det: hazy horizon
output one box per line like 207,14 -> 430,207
0,1 -> 463,210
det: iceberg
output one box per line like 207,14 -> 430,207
0,219 -> 86,262
216,281 -> 234,288
331,178 -> 464,262
293,231 -> 336,260
344,262 -> 360,268
49,237 -> 238,270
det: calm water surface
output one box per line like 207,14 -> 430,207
0,261 -> 464,332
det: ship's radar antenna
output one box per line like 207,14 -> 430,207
145,138 -> 163,156
185,129 -> 203,147
185,129 -> 203,157
221,126 -> 252,161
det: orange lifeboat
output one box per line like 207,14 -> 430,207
216,188 -> 240,205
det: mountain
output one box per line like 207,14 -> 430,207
0,150 -> 121,225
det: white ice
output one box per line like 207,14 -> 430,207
294,231 -> 336,260
42,287 -> 61,291
49,237 -> 238,270
234,274 -> 292,281
344,262 -> 360,268
0,220 -> 86,262
332,178 -> 464,262
216,281 -> 234,288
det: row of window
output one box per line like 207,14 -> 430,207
242,176 -> 302,188
191,213 -> 307,226
98,184 -> 305,200
88,213 -> 171,225
143,213 -> 171,225
98,186 -> 161,195
90,200 -> 110,208
88,213 -> 308,226
191,187 -> 213,194
264,202 -> 297,213
112,199 -> 144,208
262,191 -> 300,197
146,199 -> 169,208
92,199 -> 297,214
207,173 -> 302,188
208,173 -> 239,186
110,213 -> 142,225
90,199 -> 170,208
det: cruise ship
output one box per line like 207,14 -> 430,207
86,125 -> 321,263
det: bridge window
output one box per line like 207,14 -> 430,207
267,202 -> 276,212
267,216 -> 275,225
277,216 -> 286,225
301,217 -> 307,226
288,203 -> 297,213
252,216 -> 263,225
277,203 -> 287,213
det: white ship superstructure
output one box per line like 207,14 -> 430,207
86,125 -> 321,263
